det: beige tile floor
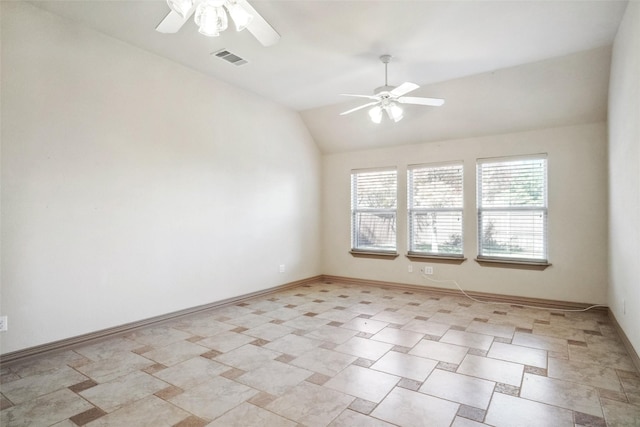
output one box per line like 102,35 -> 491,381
1,281 -> 639,427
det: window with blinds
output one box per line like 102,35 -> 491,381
408,163 -> 464,257
477,155 -> 548,262
351,168 -> 397,253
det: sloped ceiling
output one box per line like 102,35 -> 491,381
26,0 -> 628,152
302,46 -> 612,153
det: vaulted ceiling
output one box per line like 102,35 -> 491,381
29,1 -> 628,152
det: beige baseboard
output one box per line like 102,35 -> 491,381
0,275 -> 322,365
608,309 -> 640,373
321,275 -> 608,312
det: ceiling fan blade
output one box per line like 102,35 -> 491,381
398,96 -> 445,107
340,94 -> 379,100
340,102 -> 379,116
390,82 -> 419,97
238,0 -> 281,46
155,9 -> 194,34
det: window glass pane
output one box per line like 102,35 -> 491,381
410,165 -> 463,209
353,170 -> 397,210
408,163 -> 463,256
479,158 -> 546,208
411,211 -> 463,255
479,210 -> 546,259
477,156 -> 548,261
353,212 -> 397,252
351,169 -> 397,252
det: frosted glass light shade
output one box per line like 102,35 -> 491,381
195,2 -> 228,37
389,103 -> 404,122
369,105 -> 383,124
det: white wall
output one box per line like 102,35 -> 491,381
608,2 -> 640,356
0,2 -> 321,354
322,123 -> 608,304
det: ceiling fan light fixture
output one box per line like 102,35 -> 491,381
369,105 -> 383,124
226,1 -> 253,31
167,0 -> 194,18
388,103 -> 404,122
195,1 -> 228,37
339,54 -> 444,122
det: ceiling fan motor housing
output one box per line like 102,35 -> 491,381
374,85 -> 395,96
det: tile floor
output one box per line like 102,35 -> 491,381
1,281 -> 639,426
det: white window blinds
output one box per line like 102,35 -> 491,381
477,156 -> 548,262
408,163 -> 464,256
351,168 -> 397,253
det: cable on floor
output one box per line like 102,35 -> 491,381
421,273 -> 607,313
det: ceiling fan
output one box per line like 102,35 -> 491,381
156,0 -> 280,47
340,55 -> 445,123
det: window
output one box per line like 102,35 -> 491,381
351,168 -> 397,254
477,155 -> 548,263
408,163 -> 464,257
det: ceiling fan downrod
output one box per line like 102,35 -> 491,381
381,54 -> 392,87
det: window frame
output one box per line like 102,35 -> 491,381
476,154 -> 549,265
350,167 -> 398,256
407,162 -> 465,259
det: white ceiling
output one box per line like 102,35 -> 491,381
29,0 -> 628,152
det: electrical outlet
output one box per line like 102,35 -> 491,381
623,299 -> 626,315
408,265 -> 413,273
424,266 -> 433,275
279,264 -> 285,273
0,316 -> 7,332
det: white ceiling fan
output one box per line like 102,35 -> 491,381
340,55 -> 445,123
156,0 -> 280,47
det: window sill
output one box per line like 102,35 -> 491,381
474,257 -> 552,270
350,250 -> 399,260
406,254 -> 467,264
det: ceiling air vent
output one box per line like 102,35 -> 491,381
212,49 -> 248,66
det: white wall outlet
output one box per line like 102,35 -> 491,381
408,265 -> 413,273
0,316 -> 7,332
424,266 -> 434,275
279,264 -> 285,273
